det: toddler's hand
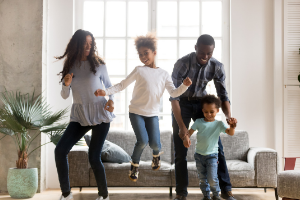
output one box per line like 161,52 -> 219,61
94,89 -> 106,97
227,118 -> 237,128
183,136 -> 191,148
183,77 -> 192,86
64,73 -> 73,86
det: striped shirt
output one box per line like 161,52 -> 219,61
169,52 -> 229,102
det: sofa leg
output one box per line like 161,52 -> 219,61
275,188 -> 278,200
80,187 -> 82,192
169,187 -> 172,196
264,188 -> 267,193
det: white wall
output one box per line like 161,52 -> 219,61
231,0 -> 275,149
46,0 -> 73,189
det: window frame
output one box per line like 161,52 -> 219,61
74,0 -> 231,130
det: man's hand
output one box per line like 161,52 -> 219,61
183,77 -> 192,86
179,126 -> 189,141
226,118 -> 237,128
183,136 -> 191,148
94,89 -> 106,97
64,73 -> 73,86
104,100 -> 114,112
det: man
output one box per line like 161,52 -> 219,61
170,34 -> 237,200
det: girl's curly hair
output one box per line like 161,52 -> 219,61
56,29 -> 105,82
134,32 -> 157,52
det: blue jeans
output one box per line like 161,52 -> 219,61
195,153 -> 220,197
129,113 -> 161,163
55,122 -> 110,197
172,99 -> 232,197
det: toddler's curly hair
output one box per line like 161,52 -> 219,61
201,94 -> 222,109
134,32 -> 157,52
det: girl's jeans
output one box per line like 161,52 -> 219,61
55,122 -> 110,197
194,153 -> 220,197
129,112 -> 161,163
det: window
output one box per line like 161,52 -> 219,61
74,0 -> 230,130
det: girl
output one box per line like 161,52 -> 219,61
94,33 -> 192,182
55,29 -> 113,200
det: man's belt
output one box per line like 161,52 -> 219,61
180,97 -> 202,101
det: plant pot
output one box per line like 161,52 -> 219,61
7,168 -> 38,198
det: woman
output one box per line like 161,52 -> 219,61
55,29 -> 114,200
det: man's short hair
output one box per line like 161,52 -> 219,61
196,34 -> 215,47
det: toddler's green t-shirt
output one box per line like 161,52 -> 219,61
191,118 -> 228,155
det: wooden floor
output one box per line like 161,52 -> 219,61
0,187 -> 281,200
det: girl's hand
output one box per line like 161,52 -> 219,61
105,100 -> 114,112
64,73 -> 73,86
183,77 -> 192,86
94,89 -> 106,97
183,136 -> 191,148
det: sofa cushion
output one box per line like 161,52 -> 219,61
90,161 -> 172,187
227,160 -> 253,171
105,130 -> 172,163
84,135 -> 131,163
226,160 -> 256,187
220,131 -> 249,161
171,160 -> 256,187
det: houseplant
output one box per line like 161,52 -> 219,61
0,90 -> 74,198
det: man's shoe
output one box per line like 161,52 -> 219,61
201,196 -> 211,200
96,196 -> 110,200
173,194 -> 187,200
212,196 -> 221,200
221,191 -> 236,200
58,193 -> 74,200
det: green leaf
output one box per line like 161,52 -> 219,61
0,89 -> 70,162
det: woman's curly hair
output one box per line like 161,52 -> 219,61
56,29 -> 105,82
134,32 -> 157,52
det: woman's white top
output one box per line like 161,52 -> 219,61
61,61 -> 115,126
104,66 -> 189,117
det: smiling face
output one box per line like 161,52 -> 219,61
202,103 -> 219,122
82,35 -> 92,60
195,43 -> 214,65
138,46 -> 156,67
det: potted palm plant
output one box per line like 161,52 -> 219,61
0,90 -> 74,198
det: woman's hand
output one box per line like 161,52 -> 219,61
183,77 -> 192,86
64,73 -> 73,86
105,100 -> 114,112
94,89 -> 106,97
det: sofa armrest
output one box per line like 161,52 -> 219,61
247,147 -> 278,188
68,146 -> 90,187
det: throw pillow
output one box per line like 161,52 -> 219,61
84,135 -> 131,163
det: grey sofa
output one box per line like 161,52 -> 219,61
68,130 -> 279,199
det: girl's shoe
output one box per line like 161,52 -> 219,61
96,195 -> 110,200
128,161 -> 139,182
152,152 -> 164,170
58,193 -> 74,200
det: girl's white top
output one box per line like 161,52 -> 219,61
61,61 -> 115,126
104,66 -> 189,117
